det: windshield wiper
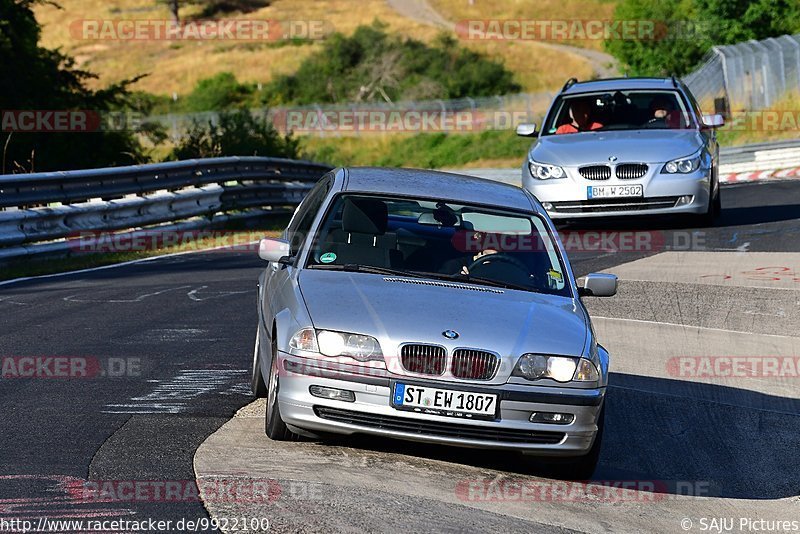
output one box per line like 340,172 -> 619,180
309,264 -> 539,292
308,263 -> 426,278
407,271 -> 537,293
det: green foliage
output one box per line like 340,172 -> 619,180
265,22 -> 520,105
604,0 -> 710,77
304,130 -> 531,169
0,0 -> 148,172
170,109 -> 300,159
605,0 -> 800,76
182,72 -> 257,112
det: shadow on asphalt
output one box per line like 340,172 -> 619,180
307,372 -> 800,501
555,203 -> 800,232
714,203 -> 800,227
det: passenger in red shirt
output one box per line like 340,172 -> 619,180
555,99 -> 603,134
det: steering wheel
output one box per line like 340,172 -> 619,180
467,253 -> 531,279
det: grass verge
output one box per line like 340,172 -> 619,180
0,217 -> 288,282
302,129 -> 532,169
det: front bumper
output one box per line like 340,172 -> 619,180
522,162 -> 712,219
277,353 -> 605,457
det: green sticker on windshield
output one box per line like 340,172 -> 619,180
547,269 -> 564,288
320,252 -> 337,264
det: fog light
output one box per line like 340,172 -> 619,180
530,412 -> 574,425
309,385 -> 355,402
542,202 -> 554,211
676,195 -> 693,206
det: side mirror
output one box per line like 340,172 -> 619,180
515,123 -> 538,137
258,237 -> 291,263
578,273 -> 617,297
702,114 -> 724,128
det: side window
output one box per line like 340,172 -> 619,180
287,175 -> 332,256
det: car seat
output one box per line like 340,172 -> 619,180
323,197 -> 400,267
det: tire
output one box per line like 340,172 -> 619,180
250,327 -> 267,398
264,334 -> 296,441
712,185 -> 722,216
547,405 -> 605,481
696,178 -> 721,227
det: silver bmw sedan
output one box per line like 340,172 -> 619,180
252,167 -> 617,479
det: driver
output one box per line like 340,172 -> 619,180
440,231 -> 498,275
460,232 -> 498,275
646,95 -> 681,128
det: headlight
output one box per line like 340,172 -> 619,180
662,152 -> 702,174
317,330 -> 383,362
513,354 -> 598,383
528,160 -> 565,180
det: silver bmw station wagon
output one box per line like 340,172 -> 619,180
252,167 -> 617,478
516,77 -> 725,224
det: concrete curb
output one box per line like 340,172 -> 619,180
720,166 -> 800,183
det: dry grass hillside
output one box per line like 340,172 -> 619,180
431,0 -> 617,52
34,0 -> 617,96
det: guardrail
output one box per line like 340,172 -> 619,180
718,138 -> 800,180
0,157 -> 333,261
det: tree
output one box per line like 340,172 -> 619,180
162,0 -> 180,23
0,0 -> 147,172
170,109 -> 299,160
605,0 -> 800,77
265,23 -> 520,105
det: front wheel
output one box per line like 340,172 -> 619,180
696,181 -> 721,227
265,335 -> 297,441
250,327 -> 267,398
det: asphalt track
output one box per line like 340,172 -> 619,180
1,178 -> 799,533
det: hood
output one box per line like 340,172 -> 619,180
531,129 -> 704,165
298,269 -> 588,360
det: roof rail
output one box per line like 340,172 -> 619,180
670,75 -> 679,87
561,78 -> 578,92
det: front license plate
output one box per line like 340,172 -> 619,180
587,184 -> 643,199
392,383 -> 497,420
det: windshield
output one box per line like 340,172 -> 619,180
542,90 -> 695,135
305,194 -> 570,297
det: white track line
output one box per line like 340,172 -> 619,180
593,315 -> 800,339
0,241 -> 260,288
